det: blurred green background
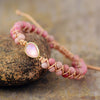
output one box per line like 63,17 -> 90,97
0,0 -> 100,100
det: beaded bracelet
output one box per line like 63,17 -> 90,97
10,10 -> 100,80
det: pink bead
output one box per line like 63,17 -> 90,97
62,73 -> 69,78
41,62 -> 48,69
23,22 -> 32,32
68,67 -> 76,79
22,21 -> 27,28
17,34 -> 25,40
49,67 -> 55,72
49,58 -> 55,65
14,38 -> 19,44
70,67 -> 76,74
56,61 -> 62,69
72,58 -> 87,77
49,43 -> 54,48
14,25 -> 21,30
56,70 -> 62,76
75,68 -> 80,75
72,59 -> 79,68
42,31 -> 48,38
26,22 -> 30,27
55,62 -> 62,76
31,25 -> 36,32
73,55 -> 80,61
15,21 -> 23,27
78,59 -> 87,75
64,64 -> 69,72
62,65 -> 69,78
72,61 -> 76,67
12,34 -> 17,40
48,36 -> 54,42
36,28 -> 41,34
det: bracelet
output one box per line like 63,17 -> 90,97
10,21 -> 87,80
10,10 -> 100,80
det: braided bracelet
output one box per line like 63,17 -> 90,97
10,21 -> 87,80
10,10 -> 100,80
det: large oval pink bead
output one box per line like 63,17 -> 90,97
25,42 -> 40,58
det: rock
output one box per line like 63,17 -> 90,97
0,33 -> 51,86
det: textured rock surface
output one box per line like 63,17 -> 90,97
0,33 -> 50,86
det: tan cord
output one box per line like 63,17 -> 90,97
87,65 -> 100,71
19,40 -> 27,46
16,10 -> 44,32
16,10 -> 100,71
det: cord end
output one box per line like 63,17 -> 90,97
16,10 -> 21,15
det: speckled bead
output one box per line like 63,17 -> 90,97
41,62 -> 48,69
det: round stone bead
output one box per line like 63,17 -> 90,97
49,58 -> 55,65
68,67 -> 76,79
62,73 -> 69,78
56,70 -> 62,76
48,35 -> 54,42
64,64 -> 69,72
36,28 -> 41,34
49,43 -> 54,48
62,65 -> 69,78
48,58 -> 55,72
56,61 -> 62,69
31,25 -> 36,32
56,62 -> 63,76
12,34 -> 17,40
41,62 -> 48,69
17,34 -> 25,40
42,31 -> 48,38
15,38 -> 20,44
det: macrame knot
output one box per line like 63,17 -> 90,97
39,55 -> 87,80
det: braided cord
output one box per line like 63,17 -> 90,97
39,56 -> 83,79
15,10 -> 100,71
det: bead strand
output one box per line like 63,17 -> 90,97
10,21 -> 54,48
39,55 -> 87,80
